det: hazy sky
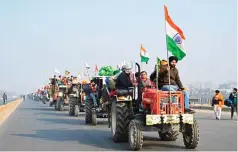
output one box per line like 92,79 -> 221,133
0,0 -> 237,94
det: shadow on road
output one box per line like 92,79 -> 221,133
37,118 -> 84,126
37,117 -> 109,126
18,107 -> 54,112
12,129 -> 188,151
34,112 -> 79,117
11,129 -> 129,150
196,117 -> 236,121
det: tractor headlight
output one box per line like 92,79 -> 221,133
58,92 -> 63,97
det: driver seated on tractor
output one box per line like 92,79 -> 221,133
89,79 -> 98,107
62,76 -> 67,85
159,56 -> 194,114
115,64 -> 133,90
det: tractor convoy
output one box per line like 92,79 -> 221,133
29,61 -> 199,151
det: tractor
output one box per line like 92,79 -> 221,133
110,62 -> 199,151
84,76 -> 111,125
68,79 -> 86,117
55,84 -> 69,111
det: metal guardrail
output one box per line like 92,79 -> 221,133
189,98 -> 201,104
189,97 -> 212,105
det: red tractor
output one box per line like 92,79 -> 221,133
110,62 -> 199,151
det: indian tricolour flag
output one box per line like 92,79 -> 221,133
140,44 -> 150,64
164,5 -> 186,61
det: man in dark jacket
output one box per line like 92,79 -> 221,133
229,88 -> 237,119
159,56 -> 194,113
2,93 -> 7,105
116,65 -> 133,90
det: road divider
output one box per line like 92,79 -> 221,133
0,98 -> 23,125
191,104 -> 231,112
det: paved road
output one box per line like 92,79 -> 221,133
0,99 -> 237,151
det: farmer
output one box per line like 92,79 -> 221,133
158,56 -> 194,113
89,79 -> 98,107
212,90 -> 224,120
51,75 -> 57,94
140,71 -> 153,88
229,88 -> 237,119
115,64 -> 133,90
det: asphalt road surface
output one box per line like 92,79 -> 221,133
0,99 -> 237,151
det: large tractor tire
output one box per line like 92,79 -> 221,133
56,99 -> 64,111
92,108 -> 97,125
85,99 -> 94,124
59,99 -> 64,111
75,105 -> 79,117
54,101 -> 57,109
111,101 -> 131,142
128,120 -> 144,151
159,131 -> 179,141
183,119 -> 199,149
42,98 -> 46,104
56,100 -> 60,111
69,98 -> 76,116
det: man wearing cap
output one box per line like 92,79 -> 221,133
115,64 -> 133,90
159,56 -> 194,113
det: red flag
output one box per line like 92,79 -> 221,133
95,64 -> 98,73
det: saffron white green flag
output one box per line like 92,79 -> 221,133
164,5 -> 186,60
140,44 -> 149,64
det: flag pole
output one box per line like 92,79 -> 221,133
164,5 -> 172,114
156,57 -> 159,110
140,44 -> 143,71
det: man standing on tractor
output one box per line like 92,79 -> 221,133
51,75 -> 57,93
159,56 -> 194,114
229,88 -> 237,119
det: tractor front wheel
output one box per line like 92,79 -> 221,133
183,120 -> 199,149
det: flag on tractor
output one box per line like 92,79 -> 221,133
164,5 -> 186,61
140,44 -> 150,64
65,70 -> 70,77
95,64 -> 98,74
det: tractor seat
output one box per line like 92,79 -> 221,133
117,89 -> 133,96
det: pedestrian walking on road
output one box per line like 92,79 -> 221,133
212,90 -> 224,120
229,88 -> 237,119
2,93 -> 7,105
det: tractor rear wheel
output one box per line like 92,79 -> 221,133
92,109 -> 97,125
59,99 -> 64,111
69,98 -> 76,116
85,99 -> 93,124
75,105 -> 79,117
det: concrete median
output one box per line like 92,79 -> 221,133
0,98 -> 23,125
191,104 -> 231,112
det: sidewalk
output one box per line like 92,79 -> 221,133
191,104 -> 231,112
